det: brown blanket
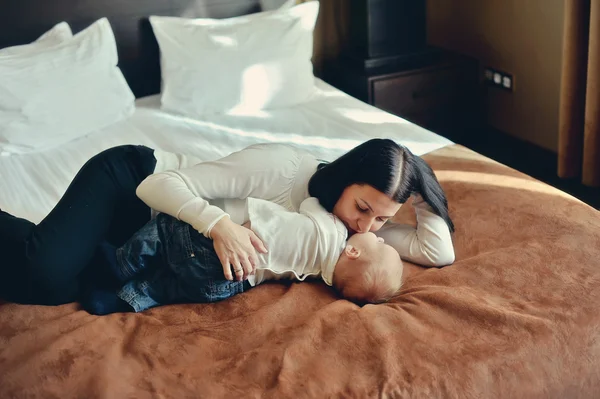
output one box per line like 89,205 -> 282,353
1,144 -> 600,398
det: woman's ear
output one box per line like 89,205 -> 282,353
344,244 -> 361,259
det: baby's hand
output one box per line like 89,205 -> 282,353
242,221 -> 252,230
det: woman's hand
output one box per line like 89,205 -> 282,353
210,217 -> 268,281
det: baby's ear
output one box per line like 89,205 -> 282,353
344,244 -> 361,259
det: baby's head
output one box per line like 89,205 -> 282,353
333,232 -> 403,305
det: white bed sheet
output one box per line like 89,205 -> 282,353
0,79 -> 453,224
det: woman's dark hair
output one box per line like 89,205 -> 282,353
308,138 -> 454,232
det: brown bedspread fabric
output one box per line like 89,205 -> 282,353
1,144 -> 600,399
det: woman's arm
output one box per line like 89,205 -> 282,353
137,143 -> 299,237
137,143 -> 301,281
376,195 -> 455,267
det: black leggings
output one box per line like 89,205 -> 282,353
0,145 -> 157,305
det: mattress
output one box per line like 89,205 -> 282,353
0,78 -> 452,224
2,144 -> 600,398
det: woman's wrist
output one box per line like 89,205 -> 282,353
411,193 -> 424,203
209,215 -> 232,239
411,194 -> 435,212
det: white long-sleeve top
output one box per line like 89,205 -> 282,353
239,197 -> 347,286
143,143 -> 455,267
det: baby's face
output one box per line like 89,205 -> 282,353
334,232 -> 403,304
346,232 -> 400,266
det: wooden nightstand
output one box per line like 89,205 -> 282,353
322,49 -> 481,142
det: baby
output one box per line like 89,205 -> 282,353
83,197 -> 404,315
333,231 -> 404,305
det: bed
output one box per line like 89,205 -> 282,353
1,1 -> 600,398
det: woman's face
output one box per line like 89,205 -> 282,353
332,184 -> 401,234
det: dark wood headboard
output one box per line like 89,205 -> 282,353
0,0 -> 287,98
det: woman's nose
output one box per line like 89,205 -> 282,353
355,220 -> 364,233
357,218 -> 373,233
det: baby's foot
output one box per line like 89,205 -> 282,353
98,241 -> 130,284
81,289 -> 134,315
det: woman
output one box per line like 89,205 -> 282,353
0,139 -> 454,306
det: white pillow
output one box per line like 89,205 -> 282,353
1,22 -> 73,56
35,22 -> 73,43
150,1 -> 320,117
0,18 -> 135,154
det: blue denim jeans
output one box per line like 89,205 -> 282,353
116,213 -> 251,312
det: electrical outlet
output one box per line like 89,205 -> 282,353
484,67 -> 514,91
